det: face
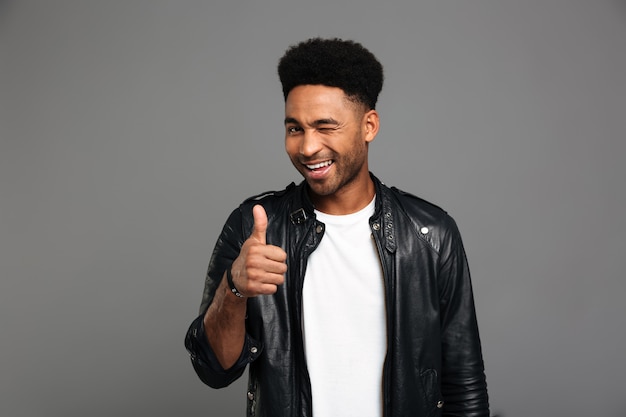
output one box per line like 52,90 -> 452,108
284,85 -> 378,208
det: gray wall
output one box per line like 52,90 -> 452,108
1,1 -> 625,416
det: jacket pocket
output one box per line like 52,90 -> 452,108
420,368 -> 443,416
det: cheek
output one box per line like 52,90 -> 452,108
285,138 -> 298,158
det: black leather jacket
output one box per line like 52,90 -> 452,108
185,174 -> 489,417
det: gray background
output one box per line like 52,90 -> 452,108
1,1 -> 625,416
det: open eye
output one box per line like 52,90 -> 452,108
286,126 -> 302,135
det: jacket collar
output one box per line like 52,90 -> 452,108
290,173 -> 397,253
372,174 -> 397,253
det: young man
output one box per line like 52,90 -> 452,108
185,38 -> 489,417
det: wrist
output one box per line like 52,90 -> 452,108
226,267 -> 245,298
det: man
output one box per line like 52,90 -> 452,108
185,38 -> 489,417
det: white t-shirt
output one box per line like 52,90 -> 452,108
302,197 -> 387,417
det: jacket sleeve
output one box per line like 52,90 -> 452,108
184,314 -> 259,388
184,207 -> 264,388
437,217 -> 489,417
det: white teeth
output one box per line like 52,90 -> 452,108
306,160 -> 333,170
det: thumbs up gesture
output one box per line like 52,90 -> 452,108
228,205 -> 287,297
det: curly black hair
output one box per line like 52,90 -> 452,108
277,38 -> 384,110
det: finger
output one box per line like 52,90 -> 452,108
251,204 -> 267,244
248,272 -> 285,294
254,283 -> 280,296
247,244 -> 287,263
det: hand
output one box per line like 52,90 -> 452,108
229,205 -> 287,297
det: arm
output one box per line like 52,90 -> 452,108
185,205 -> 287,387
202,272 -> 248,369
438,218 -> 490,417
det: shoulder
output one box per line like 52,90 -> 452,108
379,181 -> 462,254
242,182 -> 298,204
240,181 -> 299,209
236,181 -> 303,226
385,184 -> 452,225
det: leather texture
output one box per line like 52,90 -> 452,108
185,173 -> 489,417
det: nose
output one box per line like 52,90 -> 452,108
299,129 -> 322,157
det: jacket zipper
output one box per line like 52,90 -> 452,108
292,218 -> 319,417
370,218 -> 393,417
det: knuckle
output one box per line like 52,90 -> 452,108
246,268 -> 263,282
247,245 -> 262,256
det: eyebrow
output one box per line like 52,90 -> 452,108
284,117 -> 299,125
284,117 -> 340,126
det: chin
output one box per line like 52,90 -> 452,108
307,182 -> 339,198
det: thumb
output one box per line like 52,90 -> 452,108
251,204 -> 267,244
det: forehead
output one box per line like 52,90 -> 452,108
285,85 -> 360,119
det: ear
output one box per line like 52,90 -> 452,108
363,109 -> 380,143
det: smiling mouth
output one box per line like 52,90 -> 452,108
306,160 -> 333,170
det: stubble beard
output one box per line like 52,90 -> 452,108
294,143 -> 368,200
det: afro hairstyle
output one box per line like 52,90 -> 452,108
277,38 -> 384,110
